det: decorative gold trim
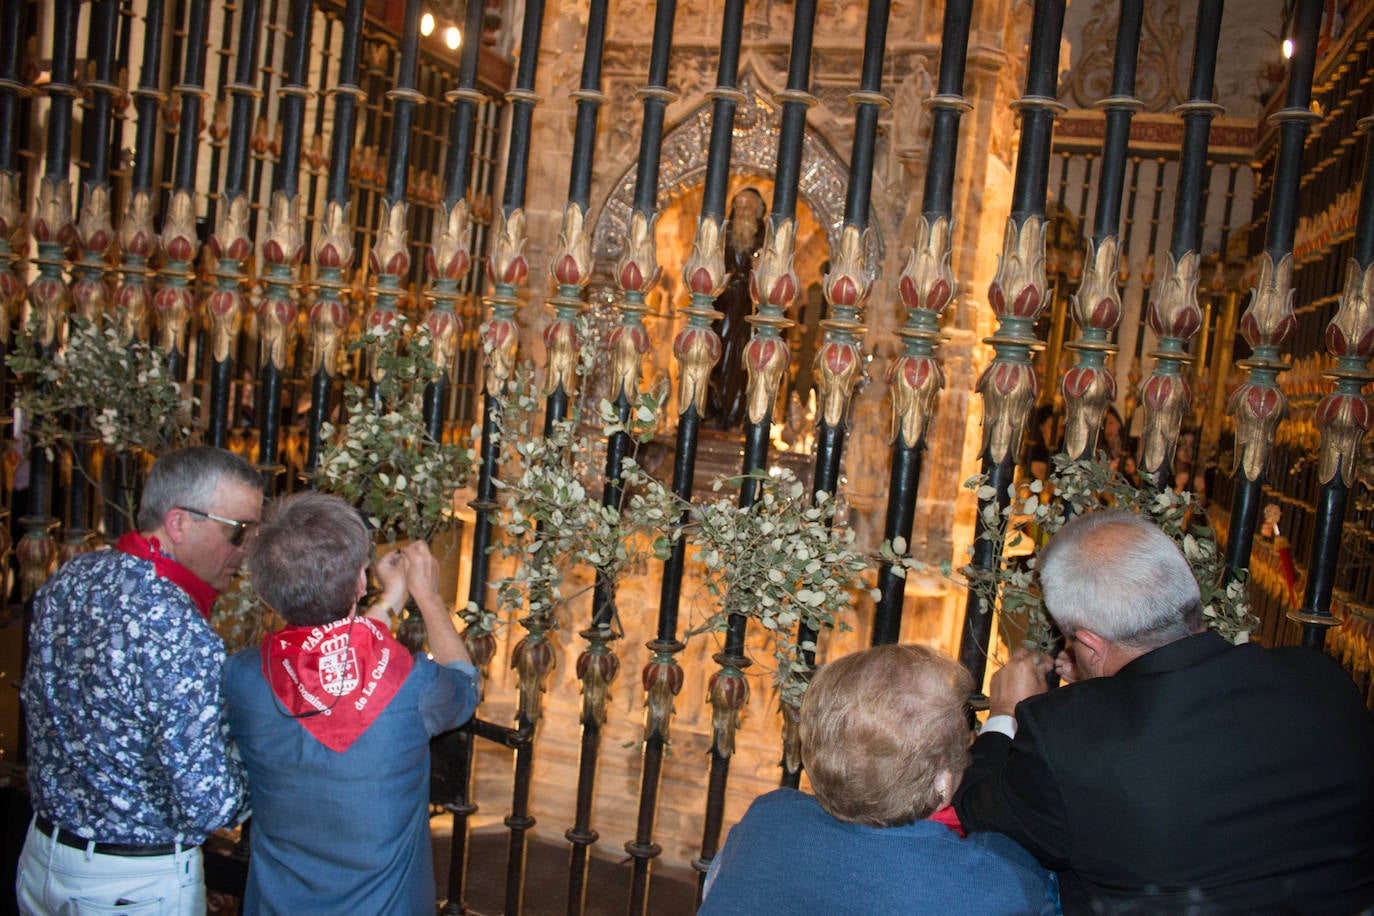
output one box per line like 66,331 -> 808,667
814,340 -> 862,428
887,355 -> 942,447
542,316 -> 580,399
988,216 -> 1047,321
823,224 -> 869,309
1061,365 -> 1116,460
118,189 -> 156,259
682,215 -> 727,297
32,177 -> 73,245
549,202 -> 592,288
480,313 -> 520,396
1239,251 -> 1296,350
744,335 -> 790,427
642,655 -> 684,740
1071,236 -> 1122,331
576,646 -> 620,727
977,360 -> 1038,465
307,298 -> 349,377
512,633 -> 557,725
672,325 -> 721,417
211,194 -> 253,263
159,190 -> 197,263
750,217 -> 799,311
897,215 -> 956,316
487,207 -> 528,288
257,293 -> 298,374
1148,249 -> 1201,340
76,184 -> 113,256
427,199 -> 469,280
0,170 -> 20,239
1229,381 -> 1287,482
262,192 -> 305,268
1140,372 -> 1190,476
609,321 -> 651,405
369,200 -> 411,278
1315,391 -> 1370,488
152,284 -> 193,357
615,209 -> 660,294
313,200 -> 355,271
1325,259 -> 1374,360
707,668 -> 749,758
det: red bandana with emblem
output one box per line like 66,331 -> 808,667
262,616 -> 413,752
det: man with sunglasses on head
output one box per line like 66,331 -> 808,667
18,446 -> 264,915
223,491 -> 480,915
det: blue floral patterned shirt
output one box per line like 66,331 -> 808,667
23,548 -> 247,845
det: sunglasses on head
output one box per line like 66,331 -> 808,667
177,506 -> 255,547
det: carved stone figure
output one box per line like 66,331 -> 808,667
707,188 -> 767,430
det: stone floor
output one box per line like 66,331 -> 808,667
435,825 -> 699,916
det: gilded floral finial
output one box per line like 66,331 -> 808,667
426,199 -> 470,280
549,202 -> 592,289
897,215 -> 956,317
683,216 -> 727,298
616,209 -> 661,295
487,207 -> 528,288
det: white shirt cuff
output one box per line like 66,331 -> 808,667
980,714 -> 1017,739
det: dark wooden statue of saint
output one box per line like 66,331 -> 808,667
707,187 -> 767,430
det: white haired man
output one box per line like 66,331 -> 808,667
955,509 -> 1374,914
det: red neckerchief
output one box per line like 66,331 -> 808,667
261,616 -> 413,753
928,805 -> 965,837
115,531 -> 218,620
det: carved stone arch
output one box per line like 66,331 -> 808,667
590,68 -> 883,270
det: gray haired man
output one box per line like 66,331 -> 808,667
955,509 -> 1374,914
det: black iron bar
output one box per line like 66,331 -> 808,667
110,0 -> 164,354
18,0 -> 81,610
0,0 -> 23,174
699,0 -> 818,892
956,0 -> 1065,692
419,0 -> 487,450
574,1 -> 678,912
541,0 -> 623,908
871,0 -> 973,645
637,0 -> 745,907
64,0 -> 121,555
1223,0 -> 1322,581
305,0 -> 364,473
256,0 -> 315,495
460,2 -> 546,912
1060,0 -> 1142,465
793,0 -> 892,789
206,0 -> 263,450
1135,0 -> 1221,491
154,0 -> 211,384
1290,115 -> 1374,649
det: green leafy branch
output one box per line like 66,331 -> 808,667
687,468 -> 870,711
965,454 -> 1258,653
317,317 -> 475,544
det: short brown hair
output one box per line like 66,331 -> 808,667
247,492 -> 371,627
800,644 -> 973,827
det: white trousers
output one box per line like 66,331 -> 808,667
15,821 -> 206,916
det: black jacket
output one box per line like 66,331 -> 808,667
955,632 -> 1374,915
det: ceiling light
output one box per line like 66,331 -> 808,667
445,25 -> 461,50
420,12 -> 435,36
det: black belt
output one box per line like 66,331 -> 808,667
34,816 -> 185,858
